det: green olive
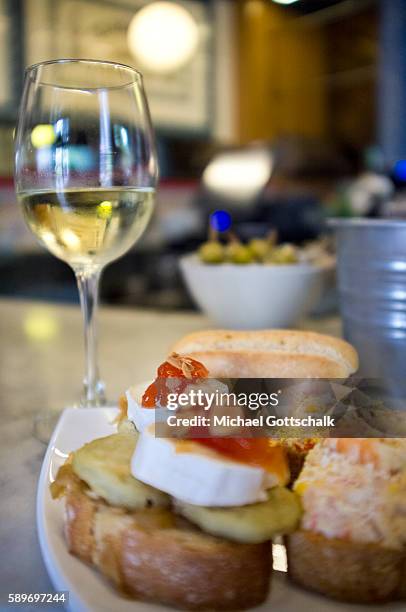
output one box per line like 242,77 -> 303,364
248,238 -> 270,261
198,241 -> 225,264
266,244 -> 298,264
226,243 -> 254,264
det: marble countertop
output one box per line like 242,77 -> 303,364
0,298 -> 340,608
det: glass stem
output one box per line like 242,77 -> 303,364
75,267 -> 106,407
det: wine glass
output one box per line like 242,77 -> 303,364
14,59 -> 158,437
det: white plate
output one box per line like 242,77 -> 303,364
37,407 -> 402,612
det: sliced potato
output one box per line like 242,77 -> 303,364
175,487 -> 301,543
72,433 -> 169,510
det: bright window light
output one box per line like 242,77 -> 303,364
272,0 -> 300,4
127,2 -> 199,74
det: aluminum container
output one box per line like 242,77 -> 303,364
330,218 -> 406,396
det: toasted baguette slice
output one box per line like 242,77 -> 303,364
55,466 -> 272,610
172,329 -> 358,378
286,530 -> 406,604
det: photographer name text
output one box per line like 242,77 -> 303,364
166,414 -> 335,428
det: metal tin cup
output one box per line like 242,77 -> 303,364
330,218 -> 406,397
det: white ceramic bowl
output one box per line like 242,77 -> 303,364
180,254 -> 328,329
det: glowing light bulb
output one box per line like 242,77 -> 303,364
203,149 -> 273,202
272,0 -> 300,4
127,2 -> 199,74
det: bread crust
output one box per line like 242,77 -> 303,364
64,480 -> 96,563
286,530 -> 406,603
179,350 -> 351,378
172,329 -> 358,378
62,473 -> 271,610
120,525 -> 271,609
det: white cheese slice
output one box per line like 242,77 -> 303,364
126,384 -> 158,433
126,378 -> 230,434
131,426 -> 280,507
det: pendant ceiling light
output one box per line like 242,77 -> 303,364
128,2 -> 199,74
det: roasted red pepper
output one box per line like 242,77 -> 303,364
142,353 -> 209,407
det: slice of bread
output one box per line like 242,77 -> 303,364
172,329 -> 358,378
56,466 -> 272,610
286,530 -> 406,604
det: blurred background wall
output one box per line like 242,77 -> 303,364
0,0 -> 404,309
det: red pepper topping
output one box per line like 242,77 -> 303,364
193,437 -> 288,476
141,382 -> 158,408
142,353 -> 208,407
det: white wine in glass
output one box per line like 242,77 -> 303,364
15,59 -> 158,438
20,187 -> 154,267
